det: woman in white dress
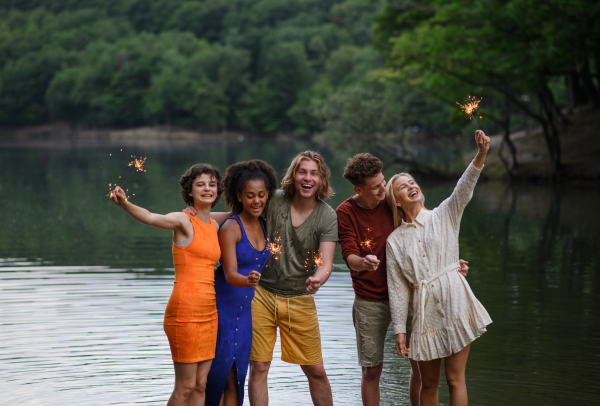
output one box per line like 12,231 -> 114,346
385,130 -> 493,406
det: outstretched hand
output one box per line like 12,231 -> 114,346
109,186 -> 128,208
247,270 -> 261,287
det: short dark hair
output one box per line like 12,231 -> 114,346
343,153 -> 383,186
223,160 -> 278,214
179,163 -> 224,207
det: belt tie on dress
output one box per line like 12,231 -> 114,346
417,261 -> 460,335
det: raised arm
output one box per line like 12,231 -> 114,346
218,219 -> 260,288
110,186 -> 191,233
438,130 -> 490,228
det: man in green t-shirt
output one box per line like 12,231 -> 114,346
249,151 -> 337,406
204,151 -> 338,406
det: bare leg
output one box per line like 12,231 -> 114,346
248,361 -> 270,406
417,358 -> 442,406
167,361 -> 199,406
186,359 -> 213,406
445,344 -> 471,406
408,359 -> 421,406
361,363 -> 383,406
301,363 -> 333,406
223,364 -> 239,406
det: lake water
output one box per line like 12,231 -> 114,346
1,138 -> 599,405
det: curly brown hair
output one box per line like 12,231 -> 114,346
281,151 -> 334,199
223,160 -> 278,214
343,153 -> 383,187
180,163 -> 224,207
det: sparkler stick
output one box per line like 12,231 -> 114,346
120,155 -> 147,187
108,154 -> 147,199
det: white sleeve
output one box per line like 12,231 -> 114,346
386,239 -> 411,335
436,161 -> 482,229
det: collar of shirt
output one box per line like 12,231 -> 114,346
399,209 -> 429,232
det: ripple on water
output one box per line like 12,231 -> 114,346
0,266 -> 407,405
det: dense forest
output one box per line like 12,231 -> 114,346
0,0 -> 598,177
0,0 -> 418,132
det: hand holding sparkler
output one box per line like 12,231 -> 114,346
305,275 -> 322,294
109,185 -> 129,207
363,255 -> 380,272
473,130 -> 490,169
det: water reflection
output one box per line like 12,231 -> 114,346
1,141 -> 599,405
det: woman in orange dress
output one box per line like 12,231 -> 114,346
109,163 -> 224,406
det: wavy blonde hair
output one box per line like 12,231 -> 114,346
386,172 -> 426,228
281,151 -> 334,199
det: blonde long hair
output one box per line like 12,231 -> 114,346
281,151 -> 334,199
386,172 -> 426,228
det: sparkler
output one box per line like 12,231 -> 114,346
107,154 -> 147,199
268,235 -> 282,260
120,155 -> 147,187
457,96 -> 482,129
360,228 -> 376,255
313,251 -> 324,269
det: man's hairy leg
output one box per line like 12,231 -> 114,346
301,363 -> 333,406
248,361 -> 270,406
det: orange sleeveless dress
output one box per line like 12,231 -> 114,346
164,212 -> 221,363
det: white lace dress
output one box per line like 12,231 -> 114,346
386,162 -> 492,361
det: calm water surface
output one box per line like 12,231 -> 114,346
1,139 -> 599,405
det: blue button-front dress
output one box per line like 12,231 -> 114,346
205,216 -> 270,406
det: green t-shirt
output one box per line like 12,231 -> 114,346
260,189 -> 338,297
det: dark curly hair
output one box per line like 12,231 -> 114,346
343,153 -> 383,187
180,163 -> 224,207
223,160 -> 278,215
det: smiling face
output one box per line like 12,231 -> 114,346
237,179 -> 269,218
294,159 -> 321,200
392,175 -> 422,207
356,172 -> 386,204
188,173 -> 219,206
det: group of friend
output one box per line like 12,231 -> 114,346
109,130 -> 493,406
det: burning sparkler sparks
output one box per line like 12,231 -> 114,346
360,228 -> 376,254
268,236 -> 282,260
107,153 -> 148,199
313,251 -> 324,269
457,96 -> 482,129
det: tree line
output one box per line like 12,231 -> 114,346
372,0 -> 600,178
1,0 -> 597,178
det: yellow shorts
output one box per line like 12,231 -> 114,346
250,285 -> 323,365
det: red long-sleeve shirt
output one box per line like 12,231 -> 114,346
336,196 -> 395,301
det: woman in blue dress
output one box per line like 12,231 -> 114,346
205,160 -> 277,406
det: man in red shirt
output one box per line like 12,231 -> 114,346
336,153 -> 468,406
